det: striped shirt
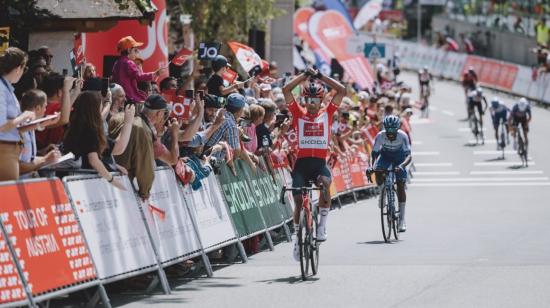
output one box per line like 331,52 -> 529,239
0,77 -> 23,142
205,110 -> 240,150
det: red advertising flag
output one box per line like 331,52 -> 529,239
0,179 -> 96,296
227,41 -> 262,73
222,68 -> 238,84
73,33 -> 84,66
171,47 -> 193,66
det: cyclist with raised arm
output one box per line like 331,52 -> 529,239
418,67 -> 432,115
282,67 -> 346,261
509,97 -> 532,150
367,115 -> 412,232
489,97 -> 510,150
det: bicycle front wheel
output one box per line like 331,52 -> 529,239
310,208 -> 320,276
379,187 -> 392,243
298,214 -> 310,280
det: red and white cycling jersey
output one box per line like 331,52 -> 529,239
288,100 -> 338,159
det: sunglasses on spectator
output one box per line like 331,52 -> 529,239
305,97 -> 321,104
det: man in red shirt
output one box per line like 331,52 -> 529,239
282,67 -> 345,261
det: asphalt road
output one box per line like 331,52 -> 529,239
111,72 -> 550,308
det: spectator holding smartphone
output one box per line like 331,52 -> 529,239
112,36 -> 166,103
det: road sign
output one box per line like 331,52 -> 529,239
346,33 -> 371,54
364,43 -> 386,60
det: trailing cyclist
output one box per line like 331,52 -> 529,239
282,67 -> 346,261
462,67 -> 478,117
509,97 -> 532,151
418,67 -> 432,115
468,87 -> 488,143
367,115 -> 412,232
489,97 -> 510,150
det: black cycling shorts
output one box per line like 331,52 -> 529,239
512,117 -> 529,132
291,157 -> 332,196
468,99 -> 484,116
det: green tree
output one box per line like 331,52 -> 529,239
170,0 -> 285,43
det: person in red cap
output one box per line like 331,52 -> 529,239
112,36 -> 166,103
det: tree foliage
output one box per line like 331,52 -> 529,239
170,0 -> 285,43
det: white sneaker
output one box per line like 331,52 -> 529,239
292,237 -> 300,262
398,221 -> 407,233
316,225 -> 327,242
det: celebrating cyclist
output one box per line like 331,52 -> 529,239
367,115 -> 412,232
489,97 -> 510,150
509,97 -> 532,150
418,66 -> 432,98
282,67 -> 345,261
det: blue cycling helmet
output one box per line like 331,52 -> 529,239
383,115 -> 401,133
490,97 -> 500,109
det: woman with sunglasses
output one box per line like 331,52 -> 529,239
282,67 -> 346,261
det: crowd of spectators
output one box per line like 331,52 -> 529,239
1,36 -> 416,255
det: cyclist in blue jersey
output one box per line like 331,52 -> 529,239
509,97 -> 532,150
489,97 -> 510,150
367,115 -> 412,232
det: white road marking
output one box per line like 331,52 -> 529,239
413,151 -> 441,156
429,106 -> 439,111
459,127 -> 487,132
414,171 -> 461,176
410,118 -> 432,125
414,162 -> 453,167
468,139 -> 497,144
474,161 -> 535,167
442,110 -> 455,116
473,150 -> 515,155
412,141 -> 424,145
412,177 -> 549,182
470,170 -> 544,175
409,182 -> 550,187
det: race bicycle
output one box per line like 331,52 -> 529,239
468,106 -> 485,145
420,84 -> 431,118
514,124 -> 529,167
368,169 -> 400,243
280,182 -> 324,280
496,118 -> 508,159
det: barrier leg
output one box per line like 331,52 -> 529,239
86,284 -> 111,308
85,290 -> 100,308
352,190 -> 358,203
201,252 -> 214,278
145,275 -> 159,293
265,230 -> 275,251
236,240 -> 248,263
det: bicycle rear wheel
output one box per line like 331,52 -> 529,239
298,214 -> 310,280
379,187 -> 392,243
310,208 -> 320,276
517,130 -> 527,167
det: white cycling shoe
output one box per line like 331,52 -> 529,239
292,237 -> 300,262
398,220 -> 407,233
316,225 -> 327,242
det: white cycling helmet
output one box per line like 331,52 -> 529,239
490,97 -> 500,109
518,97 -> 529,112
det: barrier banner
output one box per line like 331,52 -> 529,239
279,168 -> 296,214
479,59 -> 502,87
0,220 -> 27,305
349,155 -> 367,189
340,156 -> 353,191
512,66 -> 534,98
332,160 -> 347,193
144,169 -> 202,263
239,159 -> 286,228
0,179 -> 96,296
64,176 -> 157,279
183,176 -> 237,251
495,62 -> 518,91
272,168 -> 294,219
218,160 -> 266,236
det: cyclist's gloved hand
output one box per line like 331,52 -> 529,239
366,167 -> 374,175
394,165 -> 404,173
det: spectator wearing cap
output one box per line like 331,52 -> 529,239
112,36 -> 166,104
35,73 -> 81,151
111,94 -> 171,199
204,93 -> 245,159
207,55 -> 244,97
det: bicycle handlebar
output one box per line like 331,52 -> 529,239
279,185 -> 324,205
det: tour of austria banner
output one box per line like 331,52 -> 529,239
63,176 -> 158,279
143,168 -> 202,263
181,175 -> 237,252
0,179 -> 96,300
293,7 -> 332,75
308,10 -> 375,90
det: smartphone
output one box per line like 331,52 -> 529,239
124,99 -> 136,108
101,77 -> 109,97
275,113 -> 288,123
198,90 -> 205,100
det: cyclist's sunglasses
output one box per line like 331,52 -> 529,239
305,97 -> 321,104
